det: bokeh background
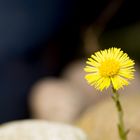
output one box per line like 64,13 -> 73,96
0,0 -> 140,124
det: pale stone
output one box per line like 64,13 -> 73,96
29,78 -> 85,123
0,120 -> 88,140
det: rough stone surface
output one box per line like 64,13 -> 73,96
0,120 -> 88,140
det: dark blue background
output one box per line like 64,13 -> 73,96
0,0 -> 139,123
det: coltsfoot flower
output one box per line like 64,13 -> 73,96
84,47 -> 135,91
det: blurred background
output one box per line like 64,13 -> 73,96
0,0 -> 140,124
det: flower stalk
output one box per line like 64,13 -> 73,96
84,47 -> 135,140
112,88 -> 128,140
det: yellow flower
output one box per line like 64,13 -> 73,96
84,47 -> 135,91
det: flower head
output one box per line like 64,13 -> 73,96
84,48 -> 135,91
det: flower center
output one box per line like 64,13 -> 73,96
99,59 -> 120,77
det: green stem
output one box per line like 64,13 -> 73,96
112,88 -> 128,140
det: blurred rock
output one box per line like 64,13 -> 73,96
29,78 -> 85,123
76,94 -> 140,140
0,119 -> 88,140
